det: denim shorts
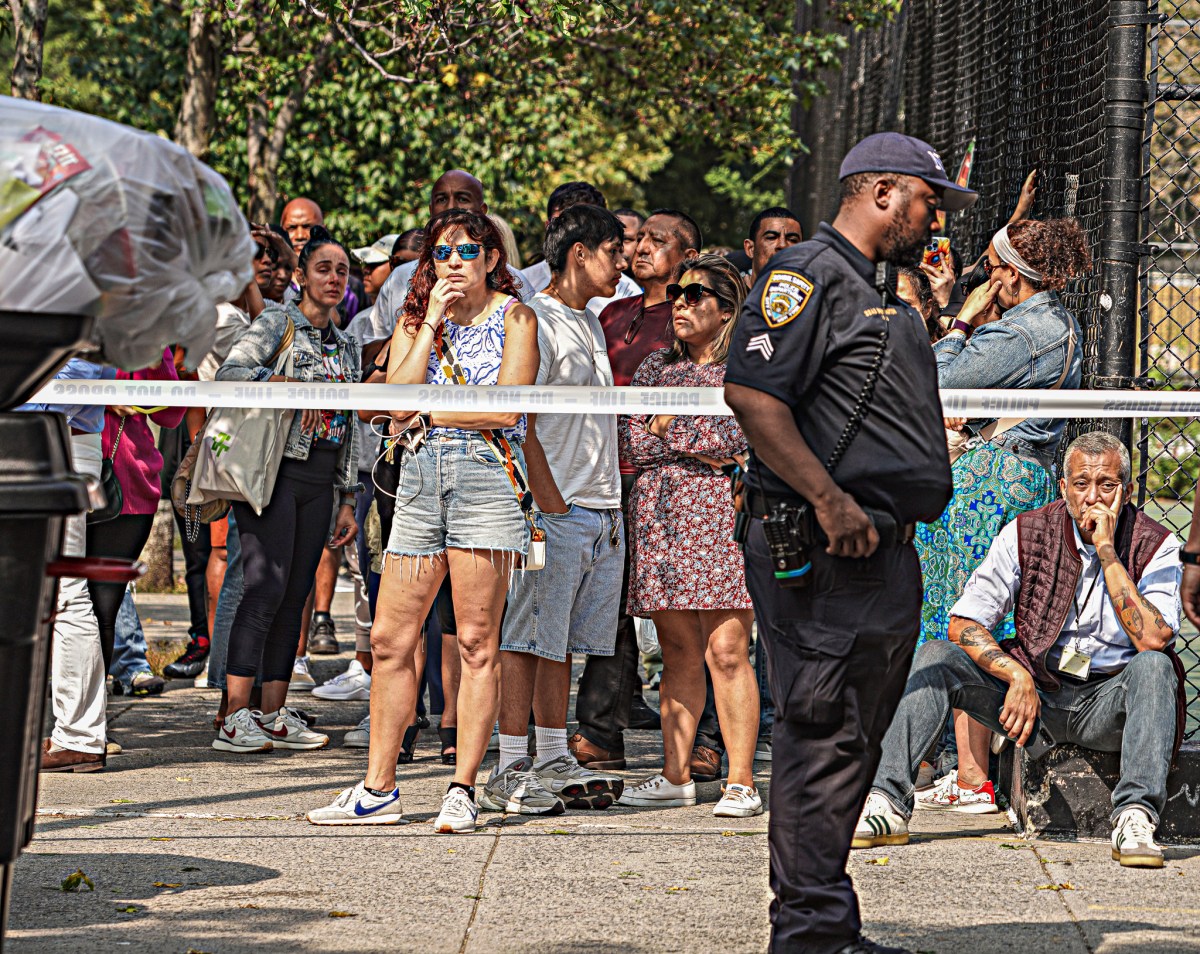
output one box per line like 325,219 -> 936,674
501,503 -> 624,662
385,433 -> 529,560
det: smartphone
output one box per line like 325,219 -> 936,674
1022,724 -> 1055,760
923,237 -> 951,268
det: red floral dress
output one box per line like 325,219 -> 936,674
621,350 -> 752,615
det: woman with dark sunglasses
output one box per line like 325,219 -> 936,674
615,254 -> 762,818
308,209 -> 540,834
913,217 -> 1088,813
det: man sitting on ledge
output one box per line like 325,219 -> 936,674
855,430 -> 1183,868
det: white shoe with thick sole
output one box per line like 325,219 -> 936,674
312,659 -> 372,701
853,792 -> 910,849
259,707 -> 330,750
212,707 -> 274,754
434,788 -> 479,833
344,713 -> 370,748
1111,807 -> 1164,868
290,656 -> 315,692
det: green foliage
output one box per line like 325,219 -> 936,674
10,0 -> 901,251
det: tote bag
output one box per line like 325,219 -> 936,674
187,318 -> 296,516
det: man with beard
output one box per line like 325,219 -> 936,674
723,133 -> 976,954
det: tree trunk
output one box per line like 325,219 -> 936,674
138,499 -> 177,592
174,2 -> 221,160
245,27 -> 337,223
8,0 -> 49,101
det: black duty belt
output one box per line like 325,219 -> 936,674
745,490 -> 916,548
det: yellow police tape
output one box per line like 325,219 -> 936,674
27,379 -> 1200,418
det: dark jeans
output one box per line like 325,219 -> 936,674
227,445 -> 337,683
745,521 -> 922,954
574,474 -> 637,751
86,512 -> 156,672
872,639 -> 1179,824
172,505 -> 211,638
756,631 -> 775,735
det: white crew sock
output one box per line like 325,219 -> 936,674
534,725 -> 569,764
498,733 -> 528,772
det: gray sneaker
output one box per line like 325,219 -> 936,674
534,753 -> 623,809
479,757 -> 566,815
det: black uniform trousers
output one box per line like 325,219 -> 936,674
743,519 -> 921,954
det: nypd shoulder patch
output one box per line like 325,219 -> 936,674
761,270 -> 814,328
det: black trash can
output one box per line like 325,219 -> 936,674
0,413 -> 91,941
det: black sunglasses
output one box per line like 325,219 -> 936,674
667,282 -> 731,308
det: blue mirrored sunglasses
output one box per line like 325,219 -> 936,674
432,243 -> 483,261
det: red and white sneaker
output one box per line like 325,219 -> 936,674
257,707 -> 330,750
920,777 -> 999,814
212,707 -> 274,753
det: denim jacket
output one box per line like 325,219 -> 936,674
933,290 -> 1082,464
216,302 -> 361,494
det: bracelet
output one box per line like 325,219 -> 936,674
950,319 -> 972,336
1181,550 -> 1200,566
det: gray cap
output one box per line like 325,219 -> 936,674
839,132 -> 978,212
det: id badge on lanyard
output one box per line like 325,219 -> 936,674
1061,563 -> 1100,680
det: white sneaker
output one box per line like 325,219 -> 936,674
920,778 -> 998,814
434,787 -> 479,833
852,792 -> 910,849
307,781 -> 403,826
713,783 -> 763,817
1111,807 -> 1163,868
344,713 -> 370,748
212,707 -> 274,753
617,774 -> 697,808
480,758 -> 566,815
290,656 -> 315,692
914,769 -> 958,808
193,661 -> 209,689
312,659 -> 371,701
259,707 -> 330,751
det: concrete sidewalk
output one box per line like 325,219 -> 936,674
8,593 -> 1200,953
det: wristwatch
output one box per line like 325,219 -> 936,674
1181,549 -> 1200,566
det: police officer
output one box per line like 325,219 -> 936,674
724,133 -> 977,954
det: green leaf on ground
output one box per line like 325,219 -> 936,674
115,905 -> 139,913
110,799 -> 135,805
1036,883 -> 1076,891
60,870 -> 94,892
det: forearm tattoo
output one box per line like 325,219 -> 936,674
957,623 -> 994,648
955,622 -> 1017,673
1100,545 -> 1169,641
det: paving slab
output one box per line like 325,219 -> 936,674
8,592 -> 1199,953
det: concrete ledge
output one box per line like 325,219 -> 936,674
1002,740 -> 1200,842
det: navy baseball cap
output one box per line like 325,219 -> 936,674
839,132 -> 979,212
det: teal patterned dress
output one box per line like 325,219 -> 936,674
915,442 -> 1054,645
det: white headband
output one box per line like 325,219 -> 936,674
992,224 -> 1043,283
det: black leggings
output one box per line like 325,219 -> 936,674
87,512 -> 155,672
226,445 -> 337,683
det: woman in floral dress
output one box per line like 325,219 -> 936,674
616,254 -> 761,819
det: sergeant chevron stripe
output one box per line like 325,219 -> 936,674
746,333 -> 775,360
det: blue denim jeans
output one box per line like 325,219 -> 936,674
206,510 -> 247,691
111,587 -> 153,690
501,504 -> 624,662
871,639 -> 1179,824
755,628 -> 774,735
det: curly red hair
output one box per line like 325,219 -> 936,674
1007,218 -> 1092,291
400,209 -> 520,337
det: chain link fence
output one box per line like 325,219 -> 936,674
1138,0 -> 1200,738
793,0 -> 1200,738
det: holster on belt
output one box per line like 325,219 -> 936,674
745,490 -> 915,548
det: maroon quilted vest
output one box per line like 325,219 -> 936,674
1005,499 -> 1186,758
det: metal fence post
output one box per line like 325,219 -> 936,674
1097,0 -> 1154,447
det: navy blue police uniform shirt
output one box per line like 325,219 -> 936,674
725,222 -> 952,526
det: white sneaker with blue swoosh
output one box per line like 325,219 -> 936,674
307,781 -> 403,825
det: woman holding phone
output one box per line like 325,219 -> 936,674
214,234 -> 361,756
308,209 -> 539,833
915,217 -> 1089,812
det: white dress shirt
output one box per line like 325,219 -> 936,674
950,518 -> 1182,675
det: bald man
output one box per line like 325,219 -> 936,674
280,198 -> 324,255
361,170 -> 533,362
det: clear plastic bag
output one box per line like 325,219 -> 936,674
0,96 -> 253,371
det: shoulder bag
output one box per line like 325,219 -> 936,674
87,417 -> 126,524
180,316 -> 297,522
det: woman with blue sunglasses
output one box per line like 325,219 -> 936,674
309,209 -> 539,833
